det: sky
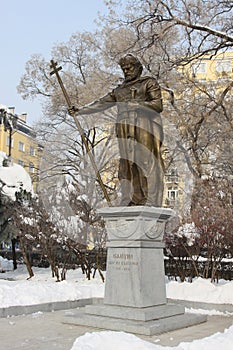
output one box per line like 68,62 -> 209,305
0,0 -> 108,125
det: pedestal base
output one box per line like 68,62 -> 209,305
85,302 -> 185,321
67,299 -> 207,336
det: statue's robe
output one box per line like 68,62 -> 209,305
81,76 -> 164,206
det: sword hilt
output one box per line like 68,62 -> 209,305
130,87 -> 137,100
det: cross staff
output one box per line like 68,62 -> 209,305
50,59 -> 111,206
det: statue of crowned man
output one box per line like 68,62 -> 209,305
69,54 -> 164,207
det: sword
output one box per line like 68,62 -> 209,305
50,59 -> 111,206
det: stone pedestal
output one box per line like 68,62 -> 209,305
70,206 -> 206,335
102,206 -> 170,308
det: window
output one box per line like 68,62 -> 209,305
165,185 -> 179,207
29,162 -> 34,173
18,160 -> 24,167
30,146 -> 35,156
18,141 -> 25,152
165,168 -> 179,182
216,60 -> 232,73
192,62 -> 207,75
167,186 -> 179,200
170,168 -> 177,176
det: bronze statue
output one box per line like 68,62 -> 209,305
69,54 -> 164,207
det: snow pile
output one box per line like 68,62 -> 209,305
166,277 -> 233,304
0,266 -> 233,307
0,279 -> 104,307
0,266 -> 104,307
70,327 -> 233,350
185,307 -> 233,317
0,151 -> 33,199
0,256 -> 14,271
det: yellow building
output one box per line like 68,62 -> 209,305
163,51 -> 233,210
189,50 -> 233,81
0,105 -> 42,192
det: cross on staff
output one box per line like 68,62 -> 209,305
50,59 -> 111,206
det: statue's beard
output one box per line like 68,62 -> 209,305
124,70 -> 141,82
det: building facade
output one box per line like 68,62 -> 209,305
189,50 -> 233,81
163,50 -> 233,210
0,105 -> 41,192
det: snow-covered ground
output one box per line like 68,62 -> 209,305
0,256 -> 233,349
0,256 -> 233,307
0,258 -> 105,307
71,327 -> 233,350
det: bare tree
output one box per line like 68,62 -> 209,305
191,176 -> 233,281
165,176 -> 233,282
103,0 -> 233,65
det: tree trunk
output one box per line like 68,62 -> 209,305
49,260 -> 60,281
182,243 -> 199,278
11,239 -> 17,270
19,237 -> 34,279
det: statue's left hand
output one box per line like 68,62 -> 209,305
68,105 -> 79,116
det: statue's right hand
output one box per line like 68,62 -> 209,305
68,105 -> 79,116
